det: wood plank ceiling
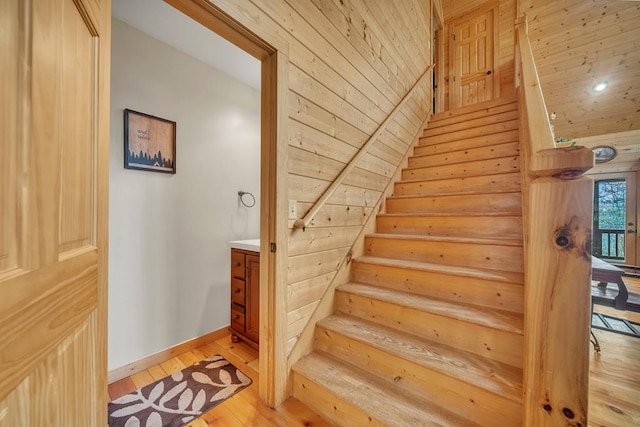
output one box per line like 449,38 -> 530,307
521,0 -> 640,170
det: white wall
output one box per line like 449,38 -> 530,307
109,18 -> 261,370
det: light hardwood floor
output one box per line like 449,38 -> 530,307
590,275 -> 640,426
109,302 -> 640,427
108,334 -> 334,426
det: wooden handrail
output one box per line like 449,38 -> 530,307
516,16 -> 593,178
293,65 -> 434,230
516,15 -> 594,427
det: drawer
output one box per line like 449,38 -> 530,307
231,250 -> 245,279
231,278 -> 246,306
231,305 -> 245,332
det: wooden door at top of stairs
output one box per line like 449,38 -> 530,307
0,0 -> 110,424
448,3 -> 499,109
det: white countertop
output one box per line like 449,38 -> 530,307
228,239 -> 260,252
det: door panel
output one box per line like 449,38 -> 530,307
0,0 -> 19,276
0,0 -> 109,423
449,5 -> 497,108
59,1 -> 97,257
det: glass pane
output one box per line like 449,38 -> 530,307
593,179 -> 626,260
597,180 -> 626,229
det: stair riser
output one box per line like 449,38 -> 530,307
376,215 -> 523,240
416,130 -> 520,156
423,110 -> 520,138
386,193 -> 522,215
364,237 -> 524,273
394,173 -> 521,196
351,261 -> 524,313
420,120 -> 518,145
315,326 -> 522,426
292,371 -> 388,427
408,142 -> 520,169
335,291 -> 523,368
402,157 -> 520,181
429,102 -> 517,129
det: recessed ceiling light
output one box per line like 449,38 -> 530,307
592,81 -> 608,92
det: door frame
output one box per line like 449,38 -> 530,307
433,0 -> 445,114
165,0 -> 289,406
591,171 -> 638,266
446,1 -> 500,109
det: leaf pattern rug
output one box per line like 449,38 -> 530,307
108,355 -> 252,427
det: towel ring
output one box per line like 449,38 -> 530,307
238,191 -> 256,208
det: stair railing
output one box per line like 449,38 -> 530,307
515,15 -> 594,427
292,65 -> 434,230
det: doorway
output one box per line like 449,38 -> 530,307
447,2 -> 500,109
164,0 -> 285,406
593,172 -> 638,266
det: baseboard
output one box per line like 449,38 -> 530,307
107,325 -> 230,384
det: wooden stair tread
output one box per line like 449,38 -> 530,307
415,130 -> 520,156
378,212 -> 522,219
397,171 -> 520,185
367,232 -> 522,247
293,352 -> 480,427
427,102 -> 518,130
409,142 -> 520,168
354,255 -> 524,284
430,97 -> 517,122
402,157 -> 520,181
423,111 -> 520,137
388,190 -> 521,201
419,121 -> 519,146
392,188 -> 519,197
318,314 -> 523,403
337,282 -> 524,334
404,155 -> 520,172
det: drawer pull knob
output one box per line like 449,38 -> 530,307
234,262 -> 241,267
232,315 -> 239,321
234,288 -> 241,294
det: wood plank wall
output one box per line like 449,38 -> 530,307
208,0 -> 436,357
442,0 -> 516,110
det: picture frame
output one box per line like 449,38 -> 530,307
124,109 -> 176,174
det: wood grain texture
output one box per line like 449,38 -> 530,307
315,315 -> 522,426
0,0 -> 110,423
293,351 -> 476,426
335,283 -> 524,368
443,0 -> 516,110
0,0 -> 19,277
201,0 -> 436,369
107,334 -> 335,427
107,326 -> 230,384
352,256 -> 524,313
561,130 -> 640,174
520,0 -> 640,139
58,1 -> 96,256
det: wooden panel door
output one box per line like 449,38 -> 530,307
449,4 -> 498,108
0,0 -> 110,424
245,254 -> 261,344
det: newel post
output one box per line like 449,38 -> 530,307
522,175 -> 592,426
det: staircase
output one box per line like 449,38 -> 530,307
291,97 -> 525,426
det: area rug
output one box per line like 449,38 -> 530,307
592,312 -> 640,338
108,355 -> 252,427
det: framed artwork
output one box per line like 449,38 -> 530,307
124,109 -> 176,174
